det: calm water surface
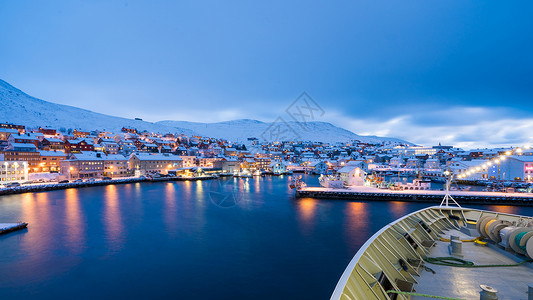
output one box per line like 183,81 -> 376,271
1,175 -> 532,299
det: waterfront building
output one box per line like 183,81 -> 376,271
490,155 -> 533,182
0,158 -> 28,183
129,153 -> 183,176
254,157 -> 271,170
337,165 -> 366,186
309,161 -> 329,175
0,150 -> 40,172
0,122 -> 25,133
37,150 -> 67,173
449,159 -> 489,180
102,154 -> 130,178
269,161 -> 287,174
60,152 -> 105,180
179,155 -> 197,167
213,158 -> 240,173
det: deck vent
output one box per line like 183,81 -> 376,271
479,284 -> 498,300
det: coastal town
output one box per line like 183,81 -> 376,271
1,121 -> 532,193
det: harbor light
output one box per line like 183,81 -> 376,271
505,151 -> 511,155
500,156 -> 506,161
495,159 -> 500,163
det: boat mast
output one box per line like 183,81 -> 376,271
440,169 -> 462,208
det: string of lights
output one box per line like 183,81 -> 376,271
455,145 -> 531,179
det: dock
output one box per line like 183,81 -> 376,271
0,222 -> 28,235
296,186 -> 533,205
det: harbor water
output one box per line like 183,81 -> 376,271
1,175 -> 532,299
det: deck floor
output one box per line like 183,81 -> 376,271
413,229 -> 533,300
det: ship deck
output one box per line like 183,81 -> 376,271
414,229 -> 533,300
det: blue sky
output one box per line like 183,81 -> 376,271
1,1 -> 532,148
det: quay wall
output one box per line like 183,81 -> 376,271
0,176 -> 217,196
295,189 -> 533,206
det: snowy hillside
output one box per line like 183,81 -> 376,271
157,119 -> 409,144
0,78 -> 409,144
0,79 -> 193,135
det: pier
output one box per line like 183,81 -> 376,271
0,222 -> 28,235
296,186 -> 533,205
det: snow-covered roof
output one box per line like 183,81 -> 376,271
508,155 -> 533,162
45,137 -> 64,143
337,166 -> 360,173
0,128 -> 18,134
10,142 -> 37,149
132,154 -> 183,161
39,150 -> 66,157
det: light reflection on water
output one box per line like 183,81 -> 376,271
103,185 -> 124,254
65,188 -> 85,254
296,198 -> 317,235
0,175 -> 532,299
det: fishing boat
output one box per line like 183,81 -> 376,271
331,173 -> 533,300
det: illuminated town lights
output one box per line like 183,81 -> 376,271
494,159 -> 500,163
516,148 -> 523,153
500,156 -> 506,161
505,151 -> 511,155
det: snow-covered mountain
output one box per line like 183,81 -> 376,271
157,119 -> 409,144
0,79 -> 193,135
0,78 -> 409,144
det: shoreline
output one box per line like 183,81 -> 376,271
0,175 -> 218,196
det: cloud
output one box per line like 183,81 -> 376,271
327,106 -> 533,149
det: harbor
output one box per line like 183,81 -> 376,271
296,186 -> 533,205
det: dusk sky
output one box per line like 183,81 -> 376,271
1,1 -> 532,148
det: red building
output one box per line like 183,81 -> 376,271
65,139 -> 94,153
39,127 -> 57,136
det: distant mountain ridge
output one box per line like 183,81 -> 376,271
157,119 -> 409,144
0,78 -> 410,144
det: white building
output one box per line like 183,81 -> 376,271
406,158 -> 420,169
0,158 -> 29,183
269,161 -> 287,174
390,157 -> 403,168
449,160 -> 489,180
424,158 -> 440,170
129,153 -> 183,176
490,156 -> 533,182
337,166 -> 366,186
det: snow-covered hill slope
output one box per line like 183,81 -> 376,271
0,79 -> 193,135
157,119 -> 409,144
0,78 -> 409,144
